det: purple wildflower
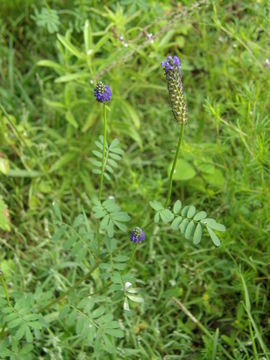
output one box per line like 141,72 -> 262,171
94,81 -> 112,103
161,55 -> 187,124
130,227 -> 145,244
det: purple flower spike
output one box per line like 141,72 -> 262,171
161,55 -> 187,124
94,81 -> 112,103
130,227 -> 145,244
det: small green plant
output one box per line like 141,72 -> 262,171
31,7 -> 60,34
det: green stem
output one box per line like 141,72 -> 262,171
124,245 -> 137,274
97,105 -> 107,257
98,105 -> 107,200
166,124 -> 185,207
0,272 -> 11,307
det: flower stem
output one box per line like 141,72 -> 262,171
98,104 -> 107,200
97,105 -> 107,257
166,124 -> 185,207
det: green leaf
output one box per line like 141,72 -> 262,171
149,201 -> 163,211
179,219 -> 189,234
84,20 -> 93,54
50,152 -> 77,173
187,205 -> 196,218
110,139 -> 120,149
160,209 -> 174,224
52,200 -> 62,221
204,168 -> 225,188
55,73 -> 89,83
207,227 -> 221,246
7,169 -> 42,178
0,157 -> 10,175
154,212 -> 160,223
93,150 -> 103,159
173,200 -> 182,214
171,216 -> 182,230
185,221 -> 195,239
57,33 -> 85,59
0,196 -> 10,232
37,59 -> 65,74
107,220 -> 114,238
100,214 -> 110,230
15,325 -> 26,340
105,328 -> 124,338
92,306 -> 105,319
193,223 -> 202,244
169,159 -> 196,181
181,206 -> 189,217
202,218 -> 226,232
65,111 -> 78,128
194,211 -> 207,221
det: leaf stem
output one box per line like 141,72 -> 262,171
166,124 -> 185,207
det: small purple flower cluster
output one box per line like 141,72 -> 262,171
130,227 -> 145,244
94,81 -> 112,103
161,55 -> 187,124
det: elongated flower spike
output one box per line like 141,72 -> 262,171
161,55 -> 188,124
130,227 -> 145,244
94,81 -> 112,103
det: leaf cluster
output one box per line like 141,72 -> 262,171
93,198 -> 130,237
92,136 -> 124,181
150,200 -> 225,246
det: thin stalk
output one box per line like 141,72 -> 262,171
166,124 -> 185,207
98,104 -> 107,200
0,272 -> 11,307
124,245 -> 137,274
97,105 -> 107,257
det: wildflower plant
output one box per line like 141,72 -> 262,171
149,55 -> 226,246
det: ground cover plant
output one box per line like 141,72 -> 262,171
0,0 -> 270,359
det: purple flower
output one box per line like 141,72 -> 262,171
94,81 -> 112,103
161,55 -> 187,124
130,227 -> 145,244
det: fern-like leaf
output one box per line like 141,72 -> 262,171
150,200 -> 225,246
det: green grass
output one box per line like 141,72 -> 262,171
0,0 -> 270,358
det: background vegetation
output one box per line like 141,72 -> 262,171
0,0 -> 269,359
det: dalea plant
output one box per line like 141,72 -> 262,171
0,58 -> 225,358
149,55 -> 226,246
